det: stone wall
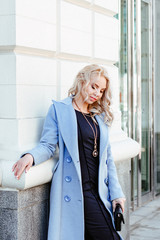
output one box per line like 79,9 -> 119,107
116,158 -> 131,240
0,184 -> 50,240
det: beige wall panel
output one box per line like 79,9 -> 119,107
60,86 -> 69,100
95,13 -> 118,39
16,85 -> 57,118
0,118 -> 44,149
16,55 -> 57,85
61,2 -> 92,32
0,0 -> 15,15
94,13 -> 118,62
60,60 -> 87,87
95,37 -> 119,61
61,1 -> 92,56
95,0 -> 118,13
16,0 -> 56,23
16,16 -> 56,50
18,118 -> 44,147
0,85 -> 16,118
102,65 -> 119,110
61,28 -> 92,56
0,117 -> 45,161
106,65 -> 119,83
0,119 -> 18,147
0,15 -> 15,45
0,53 -> 16,84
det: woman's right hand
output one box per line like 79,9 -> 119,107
12,154 -> 34,180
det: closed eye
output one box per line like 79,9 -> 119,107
91,84 -> 96,89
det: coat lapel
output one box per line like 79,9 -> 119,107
52,98 -> 81,178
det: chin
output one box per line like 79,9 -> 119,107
89,100 -> 97,104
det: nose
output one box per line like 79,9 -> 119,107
94,88 -> 100,97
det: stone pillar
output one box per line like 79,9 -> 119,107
0,184 -> 50,240
0,2 -> 57,238
115,158 -> 131,240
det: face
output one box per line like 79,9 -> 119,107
81,74 -> 106,104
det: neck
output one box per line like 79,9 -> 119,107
73,97 -> 89,113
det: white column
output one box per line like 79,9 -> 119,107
0,0 -> 140,190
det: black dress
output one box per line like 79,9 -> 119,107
75,110 -> 120,240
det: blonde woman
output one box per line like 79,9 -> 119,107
12,64 -> 126,240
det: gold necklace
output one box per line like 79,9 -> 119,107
74,100 -> 98,157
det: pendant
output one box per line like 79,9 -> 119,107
93,141 -> 98,157
93,149 -> 98,157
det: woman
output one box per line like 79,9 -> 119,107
12,64 -> 126,240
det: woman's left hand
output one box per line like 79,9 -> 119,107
112,198 -> 126,213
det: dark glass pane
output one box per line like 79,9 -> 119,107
120,0 -> 128,134
141,1 -> 151,194
154,0 -> 160,194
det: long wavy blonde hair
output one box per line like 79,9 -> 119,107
68,64 -> 114,126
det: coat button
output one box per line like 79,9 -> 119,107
104,178 -> 108,186
66,157 -> 72,163
65,176 -> 72,182
64,195 -> 71,202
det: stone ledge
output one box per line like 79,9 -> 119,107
0,136 -> 140,190
0,158 -> 57,190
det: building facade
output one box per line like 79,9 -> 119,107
1,0 -> 159,239
120,0 -> 160,208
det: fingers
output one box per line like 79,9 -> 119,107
25,161 -> 32,173
12,162 -> 18,172
13,160 -> 27,180
112,198 -> 126,213
112,200 -> 119,212
12,154 -> 34,180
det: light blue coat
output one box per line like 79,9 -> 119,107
29,97 -> 125,240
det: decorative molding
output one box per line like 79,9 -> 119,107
0,45 -> 116,65
64,0 -> 117,17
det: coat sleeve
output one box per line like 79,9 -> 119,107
26,104 -> 59,165
107,142 -> 125,201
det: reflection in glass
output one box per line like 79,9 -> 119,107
120,0 -> 128,134
155,0 -> 160,194
141,1 -> 151,194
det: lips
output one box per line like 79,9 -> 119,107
90,96 -> 97,102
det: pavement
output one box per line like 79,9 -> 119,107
130,196 -> 160,240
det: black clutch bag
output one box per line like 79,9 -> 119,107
114,203 -> 125,231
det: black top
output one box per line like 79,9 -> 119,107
75,110 -> 100,193
75,110 -> 120,240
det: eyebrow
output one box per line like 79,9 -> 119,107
94,83 -> 106,90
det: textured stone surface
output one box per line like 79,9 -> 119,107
0,208 -> 18,240
18,201 -> 49,240
115,158 -> 131,240
0,183 -> 50,240
18,183 -> 50,208
0,189 -> 18,209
